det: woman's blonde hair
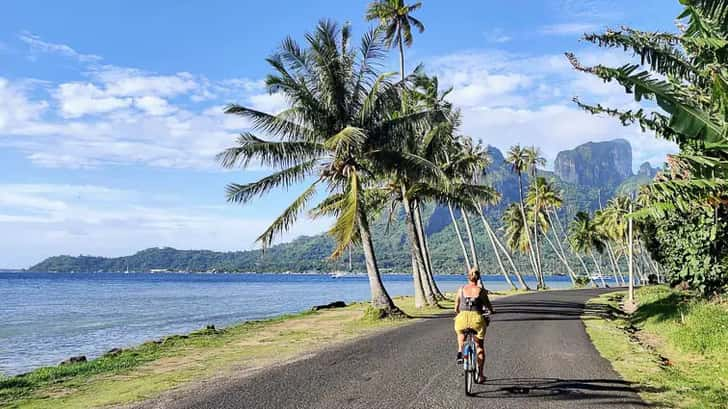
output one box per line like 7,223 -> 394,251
467,267 -> 480,283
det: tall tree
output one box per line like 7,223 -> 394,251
569,212 -> 608,287
219,21 -> 432,315
527,177 -> 572,287
524,147 -> 546,285
366,0 -> 424,81
506,145 -> 541,287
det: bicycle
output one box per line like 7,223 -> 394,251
462,328 -> 479,396
461,312 -> 492,396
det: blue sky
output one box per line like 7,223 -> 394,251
0,0 -> 683,268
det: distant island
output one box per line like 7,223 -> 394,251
29,139 -> 658,274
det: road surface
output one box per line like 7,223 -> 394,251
137,288 -> 645,409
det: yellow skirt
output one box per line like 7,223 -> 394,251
454,311 -> 486,340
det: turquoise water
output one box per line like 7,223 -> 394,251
0,272 -> 577,376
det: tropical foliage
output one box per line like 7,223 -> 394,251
218,20 -> 440,312
568,0 -> 728,295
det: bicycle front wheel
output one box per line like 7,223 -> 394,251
464,339 -> 476,396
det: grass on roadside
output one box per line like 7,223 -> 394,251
0,292 -> 470,409
584,286 -> 728,409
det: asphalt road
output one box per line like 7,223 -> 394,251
138,288 -> 645,409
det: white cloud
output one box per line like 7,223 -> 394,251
0,78 -> 48,132
54,82 -> 133,118
248,92 -> 288,114
134,96 -> 177,116
0,183 -> 330,268
428,48 -> 677,170
18,31 -> 102,62
90,66 -> 197,97
541,23 -> 599,35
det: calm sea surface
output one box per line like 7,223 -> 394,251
0,272 -> 576,376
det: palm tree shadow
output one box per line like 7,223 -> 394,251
470,377 -> 661,405
488,300 -> 624,322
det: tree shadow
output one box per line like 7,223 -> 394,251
471,377 -> 661,405
488,300 -> 623,322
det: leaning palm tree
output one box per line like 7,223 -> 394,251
569,211 -> 607,287
524,147 -> 547,283
595,198 -> 631,285
506,145 -> 540,286
366,0 -> 424,81
526,177 -> 563,288
218,21 -> 432,315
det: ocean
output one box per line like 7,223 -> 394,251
0,272 -> 578,376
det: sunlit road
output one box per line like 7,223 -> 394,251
137,288 -> 645,409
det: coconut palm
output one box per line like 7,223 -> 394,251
218,21 -> 433,315
441,136 -> 490,272
506,145 -> 541,285
569,211 -> 608,287
524,147 -> 547,284
526,177 -> 566,287
366,0 -> 424,81
595,197 -> 632,285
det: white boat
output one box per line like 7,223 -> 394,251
330,271 -> 348,278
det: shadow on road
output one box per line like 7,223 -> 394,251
471,377 -> 659,405
490,300 -> 623,322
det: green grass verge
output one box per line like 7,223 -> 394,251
584,286 -> 728,409
2,290 -> 506,409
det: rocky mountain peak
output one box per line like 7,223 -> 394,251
553,139 -> 632,188
638,161 -> 659,178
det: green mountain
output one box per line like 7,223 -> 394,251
29,139 -> 657,274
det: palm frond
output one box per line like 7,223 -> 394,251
225,159 -> 319,204
328,171 -> 361,259
217,133 -> 325,169
257,182 -> 319,249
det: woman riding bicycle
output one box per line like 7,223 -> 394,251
454,267 -> 495,384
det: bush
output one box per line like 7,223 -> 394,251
642,206 -> 728,296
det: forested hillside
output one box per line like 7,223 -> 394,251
30,139 -> 656,274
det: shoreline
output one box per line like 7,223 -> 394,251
3,292 -> 505,409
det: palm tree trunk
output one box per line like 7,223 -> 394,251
357,211 -> 400,314
448,203 -> 471,271
479,211 -> 516,289
402,186 -> 435,307
605,242 -> 625,286
412,209 -> 438,303
517,174 -> 540,287
478,207 -> 529,290
543,233 -> 577,285
461,210 -> 479,270
589,252 -> 608,287
398,34 -> 405,82
532,200 -> 544,288
545,210 -> 577,284
414,203 -> 445,299
553,209 -> 592,277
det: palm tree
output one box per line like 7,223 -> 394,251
506,145 -> 541,286
366,0 -> 424,81
552,207 -> 594,280
477,207 -> 519,289
595,197 -> 632,285
543,208 -> 579,285
218,21 -> 432,315
524,147 -> 546,284
569,212 -> 607,287
527,177 -> 568,287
